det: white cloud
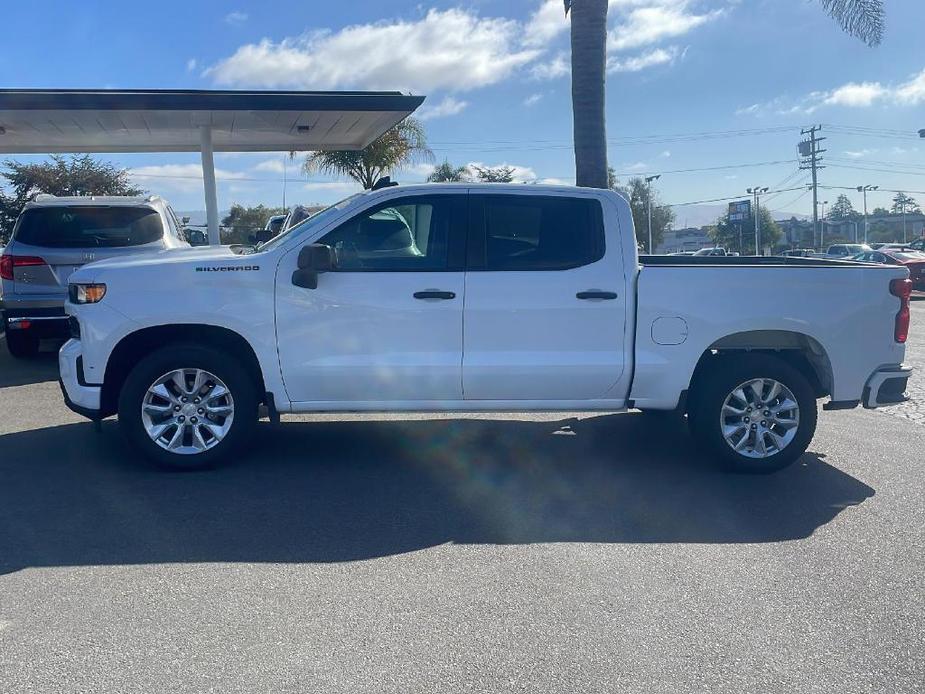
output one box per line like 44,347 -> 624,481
625,161 -> 649,172
186,58 -> 197,73
466,161 -> 537,183
660,150 -> 671,158
607,2 -> 724,52
302,181 -> 362,195
417,96 -> 468,121
538,177 -> 570,185
823,82 -> 887,107
738,67 -> 925,115
253,158 -> 288,174
608,47 -> 679,73
224,11 -> 248,25
407,163 -> 436,178
524,93 -> 544,107
843,149 -> 877,159
531,52 -> 569,80
130,164 -> 248,193
206,9 -> 539,92
524,0 -> 569,47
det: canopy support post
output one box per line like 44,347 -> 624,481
199,125 -> 220,246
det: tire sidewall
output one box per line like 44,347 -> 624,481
691,354 -> 817,473
118,344 -> 257,469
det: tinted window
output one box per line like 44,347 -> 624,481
320,195 -> 465,271
15,206 -> 164,248
471,195 -> 605,271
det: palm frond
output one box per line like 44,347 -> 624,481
818,0 -> 884,46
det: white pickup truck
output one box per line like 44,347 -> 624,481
59,183 -> 912,472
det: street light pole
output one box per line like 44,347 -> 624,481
819,200 -> 828,247
645,174 -> 661,254
747,186 -> 769,255
857,184 -> 878,244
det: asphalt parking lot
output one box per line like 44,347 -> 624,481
0,311 -> 923,693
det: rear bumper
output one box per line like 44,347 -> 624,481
2,305 -> 69,338
862,364 -> 913,409
59,338 -> 102,418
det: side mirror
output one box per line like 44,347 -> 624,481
182,216 -> 191,224
292,243 -> 336,289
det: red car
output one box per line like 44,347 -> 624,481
854,248 -> 925,291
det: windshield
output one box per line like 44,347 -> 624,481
14,205 -> 163,248
256,193 -> 364,252
890,251 -> 925,261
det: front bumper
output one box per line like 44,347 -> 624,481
59,338 -> 102,418
863,364 -> 913,409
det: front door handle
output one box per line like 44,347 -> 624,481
576,291 -> 618,300
414,290 -> 456,300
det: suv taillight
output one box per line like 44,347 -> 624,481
890,278 -> 912,343
0,255 -> 46,281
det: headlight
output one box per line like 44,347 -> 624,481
68,283 -> 107,304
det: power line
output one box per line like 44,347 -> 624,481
668,185 -> 809,208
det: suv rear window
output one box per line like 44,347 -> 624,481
14,206 -> 164,248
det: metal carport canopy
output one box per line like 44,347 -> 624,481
0,89 -> 426,244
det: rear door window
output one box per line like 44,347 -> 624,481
14,206 -> 164,248
469,195 -> 605,271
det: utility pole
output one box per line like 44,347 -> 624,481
857,184 -> 878,244
902,196 -> 908,243
747,186 -> 769,255
645,174 -> 661,253
799,125 -> 825,249
819,200 -> 828,247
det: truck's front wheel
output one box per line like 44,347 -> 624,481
689,354 -> 817,473
118,344 -> 257,469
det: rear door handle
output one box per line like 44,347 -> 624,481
414,290 -> 456,300
576,291 -> 618,300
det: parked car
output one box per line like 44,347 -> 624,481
0,194 -> 190,357
825,243 -> 871,259
668,251 -> 695,256
853,248 -> 925,291
781,249 -> 816,257
693,247 -> 728,256
60,184 -> 911,473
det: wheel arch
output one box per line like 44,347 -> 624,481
687,330 -> 833,410
101,324 -> 267,416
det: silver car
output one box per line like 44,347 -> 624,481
0,194 -> 191,357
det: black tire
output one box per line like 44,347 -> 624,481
118,343 -> 258,470
688,353 -> 817,474
6,331 -> 40,358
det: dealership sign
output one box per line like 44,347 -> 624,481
728,200 -> 751,222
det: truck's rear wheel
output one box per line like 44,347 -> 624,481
5,330 -> 40,358
118,344 -> 257,470
689,354 -> 817,473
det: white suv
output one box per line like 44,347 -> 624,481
0,194 -> 191,357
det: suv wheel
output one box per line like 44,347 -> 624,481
5,330 -> 40,358
118,344 -> 257,469
689,354 -> 817,473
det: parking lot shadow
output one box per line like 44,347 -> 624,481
0,341 -> 61,388
0,413 -> 874,574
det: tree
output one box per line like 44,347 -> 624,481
819,0 -> 885,46
891,192 -> 921,215
828,193 -> 857,221
564,0 -> 609,189
221,204 -> 287,244
709,206 -> 782,255
426,161 -> 469,183
872,206 -> 891,216
472,165 -> 516,183
0,155 -> 142,241
613,176 -> 675,252
302,118 -> 432,190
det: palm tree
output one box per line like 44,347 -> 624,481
563,0 -> 885,190
819,0 -> 884,46
426,160 -> 469,182
564,0 -> 609,189
302,118 -> 432,189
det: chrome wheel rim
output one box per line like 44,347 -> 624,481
141,368 -> 234,455
720,378 -> 799,459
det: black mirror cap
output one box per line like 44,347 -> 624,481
291,268 -> 319,289
297,243 -> 336,271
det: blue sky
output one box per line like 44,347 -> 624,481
2,0 -> 924,224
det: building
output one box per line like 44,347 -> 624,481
825,213 -> 925,245
655,226 -> 714,254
